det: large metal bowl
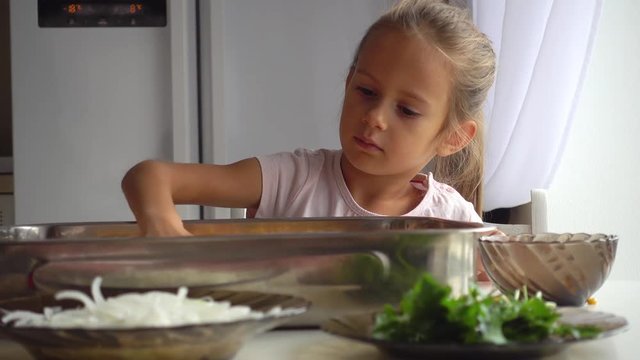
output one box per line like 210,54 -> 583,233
0,217 -> 494,326
0,289 -> 308,360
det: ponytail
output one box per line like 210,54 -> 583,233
434,125 -> 484,214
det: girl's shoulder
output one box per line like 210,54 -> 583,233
256,148 -> 341,186
262,148 -> 340,163
414,173 -> 480,222
412,173 -> 465,201
291,148 -> 340,161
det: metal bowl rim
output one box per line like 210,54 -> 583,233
478,233 -> 618,245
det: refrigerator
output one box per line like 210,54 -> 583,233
9,0 -> 389,224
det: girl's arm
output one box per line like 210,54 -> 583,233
121,158 -> 262,237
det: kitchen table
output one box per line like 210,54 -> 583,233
0,280 -> 637,359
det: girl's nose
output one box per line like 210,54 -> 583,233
362,105 -> 388,130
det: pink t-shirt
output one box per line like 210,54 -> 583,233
254,148 -> 481,222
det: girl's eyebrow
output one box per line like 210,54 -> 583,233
355,68 -> 430,106
355,68 -> 379,84
399,89 -> 430,106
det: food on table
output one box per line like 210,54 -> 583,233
373,274 -> 601,345
1,277 -> 304,329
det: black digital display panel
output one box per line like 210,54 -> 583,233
38,0 -> 167,27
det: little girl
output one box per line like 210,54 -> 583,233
121,0 -> 496,237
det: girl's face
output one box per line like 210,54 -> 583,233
339,28 -> 454,178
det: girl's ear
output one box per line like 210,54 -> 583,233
436,120 -> 478,156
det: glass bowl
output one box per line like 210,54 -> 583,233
478,233 -> 618,306
0,289 -> 309,360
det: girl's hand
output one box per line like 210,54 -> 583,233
138,206 -> 193,237
136,208 -> 193,237
143,218 -> 193,237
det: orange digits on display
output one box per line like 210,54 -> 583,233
130,4 -> 143,14
66,4 -> 82,14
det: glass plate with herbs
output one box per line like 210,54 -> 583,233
321,275 -> 628,359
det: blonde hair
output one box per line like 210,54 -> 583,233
351,0 -> 496,214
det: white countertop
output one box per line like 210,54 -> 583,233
1,280 -> 637,359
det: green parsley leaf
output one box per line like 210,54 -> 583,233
373,273 -> 602,345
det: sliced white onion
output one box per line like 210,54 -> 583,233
54,290 -> 96,310
1,277 -> 303,329
91,276 -> 105,305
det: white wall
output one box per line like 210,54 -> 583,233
220,0 -> 388,162
548,0 -> 640,281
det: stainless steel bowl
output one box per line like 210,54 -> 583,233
0,217 -> 494,326
478,233 -> 618,306
0,290 -> 308,360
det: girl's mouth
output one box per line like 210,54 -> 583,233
354,136 -> 383,152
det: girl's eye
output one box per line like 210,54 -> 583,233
399,105 -> 420,117
357,86 -> 376,97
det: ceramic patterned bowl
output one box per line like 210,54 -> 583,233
0,290 -> 309,360
478,233 -> 618,306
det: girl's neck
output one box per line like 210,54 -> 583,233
340,154 -> 425,215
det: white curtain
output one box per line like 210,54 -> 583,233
472,0 -> 603,211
